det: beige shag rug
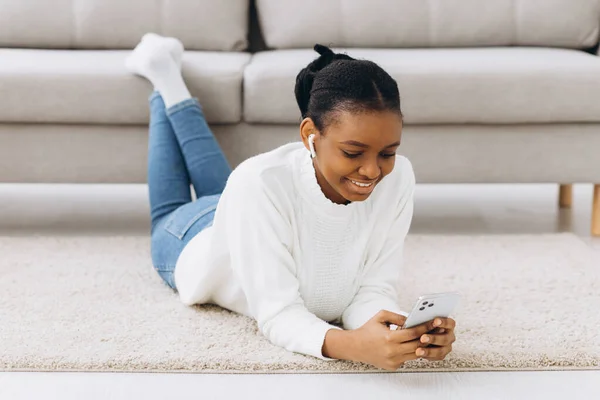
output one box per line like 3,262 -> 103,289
0,233 -> 599,374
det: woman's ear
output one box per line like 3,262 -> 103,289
299,117 -> 317,142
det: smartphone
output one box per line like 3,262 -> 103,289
389,292 -> 460,331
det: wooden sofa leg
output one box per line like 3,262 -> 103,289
593,184 -> 600,237
559,184 -> 572,209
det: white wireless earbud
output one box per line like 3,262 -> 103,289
308,134 -> 317,158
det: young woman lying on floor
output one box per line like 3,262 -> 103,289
125,34 -> 456,371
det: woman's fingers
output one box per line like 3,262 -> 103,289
419,330 -> 456,346
431,317 -> 456,330
416,344 -> 452,360
377,310 -> 407,327
388,319 -> 438,343
400,319 -> 457,363
397,338 -> 425,354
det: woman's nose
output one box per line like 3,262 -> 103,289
359,160 -> 381,180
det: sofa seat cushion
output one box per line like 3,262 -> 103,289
244,47 -> 600,125
0,49 -> 251,124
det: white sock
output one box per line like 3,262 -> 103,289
125,33 -> 191,109
138,33 -> 184,70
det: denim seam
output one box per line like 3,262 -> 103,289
164,204 -> 218,240
154,268 -> 176,290
153,263 -> 171,272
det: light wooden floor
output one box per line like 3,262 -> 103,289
1,371 -> 599,400
1,182 -> 599,400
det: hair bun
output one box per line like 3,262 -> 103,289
294,44 -> 353,118
314,44 -> 335,57
313,44 -> 336,66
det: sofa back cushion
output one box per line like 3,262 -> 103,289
0,0 -> 249,50
256,0 -> 600,49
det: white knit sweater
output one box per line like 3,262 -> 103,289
174,141 -> 415,360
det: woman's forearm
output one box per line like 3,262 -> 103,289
322,328 -> 360,361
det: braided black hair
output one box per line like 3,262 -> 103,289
294,44 -> 402,133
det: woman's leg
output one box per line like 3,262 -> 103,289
126,33 -> 232,200
146,90 -> 201,290
166,98 -> 232,198
126,34 -> 231,290
126,33 -> 193,233
147,91 -> 192,232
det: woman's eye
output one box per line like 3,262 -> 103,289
342,151 -> 361,158
342,151 -> 396,159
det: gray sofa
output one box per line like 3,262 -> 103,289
1,0 -> 599,235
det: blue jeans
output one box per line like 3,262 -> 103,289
148,91 -> 232,290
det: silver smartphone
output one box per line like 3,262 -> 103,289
390,292 -> 460,330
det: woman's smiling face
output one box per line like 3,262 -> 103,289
301,110 -> 403,205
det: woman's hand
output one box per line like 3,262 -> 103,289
415,317 -> 456,361
350,310 -> 444,371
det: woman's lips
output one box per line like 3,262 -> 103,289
345,177 -> 376,195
